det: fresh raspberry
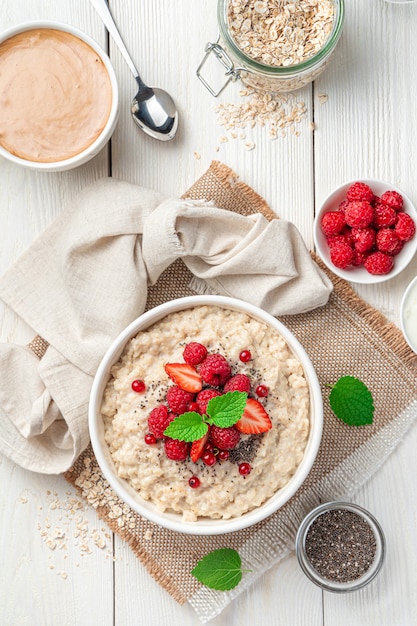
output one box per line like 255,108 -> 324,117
373,202 -> 397,228
196,389 -> 222,414
390,238 -> 405,256
166,385 -> 195,414
395,212 -> 416,242
380,190 -> 403,211
339,226 -> 355,247
344,201 -> 374,229
352,249 -> 370,267
326,226 -> 354,249
164,437 -> 190,461
376,229 -> 401,254
346,182 -> 374,203
327,234 -> 349,248
210,425 -> 240,450
321,211 -> 346,236
351,227 -> 376,253
148,405 -> 174,439
223,374 -> 251,393
338,200 -> 350,213
199,354 -> 231,386
183,342 -> 208,366
364,251 -> 394,275
329,242 -> 354,269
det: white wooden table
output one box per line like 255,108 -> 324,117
1,1 -> 417,624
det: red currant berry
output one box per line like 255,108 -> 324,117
239,350 -> 252,363
132,379 -> 146,393
188,402 -> 200,413
255,384 -> 269,397
202,452 -> 217,466
144,433 -> 157,445
188,476 -> 201,488
238,462 -> 251,476
218,450 -> 230,461
204,442 -> 215,454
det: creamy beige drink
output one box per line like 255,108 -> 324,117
102,305 -> 310,522
0,28 -> 113,162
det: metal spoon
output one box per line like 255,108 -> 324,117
90,0 -> 178,141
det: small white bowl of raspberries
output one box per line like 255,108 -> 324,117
314,180 -> 417,283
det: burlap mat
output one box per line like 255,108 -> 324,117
64,161 -> 417,623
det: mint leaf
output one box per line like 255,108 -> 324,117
163,412 -> 208,441
206,391 -> 247,428
329,375 -> 374,426
191,548 -> 248,591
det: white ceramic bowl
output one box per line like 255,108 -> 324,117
314,180 -> 417,284
400,275 -> 417,353
88,295 -> 323,535
0,21 -> 119,172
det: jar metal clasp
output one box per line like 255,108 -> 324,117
196,36 -> 244,97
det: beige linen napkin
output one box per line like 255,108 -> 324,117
0,173 -> 332,474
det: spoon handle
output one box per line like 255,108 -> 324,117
90,0 -> 139,79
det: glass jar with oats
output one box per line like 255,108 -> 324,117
197,0 -> 345,96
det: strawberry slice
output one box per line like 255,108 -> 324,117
190,430 -> 210,463
164,362 -> 203,393
235,398 -> 272,434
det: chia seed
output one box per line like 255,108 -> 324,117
304,509 -> 377,583
228,434 -> 263,464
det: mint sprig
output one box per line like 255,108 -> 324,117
191,548 -> 250,591
328,375 -> 374,426
205,392 -> 247,427
163,391 -> 247,442
163,412 -> 209,442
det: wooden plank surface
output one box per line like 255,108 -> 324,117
1,1 -> 417,624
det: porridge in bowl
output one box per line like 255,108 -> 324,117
101,305 -> 310,522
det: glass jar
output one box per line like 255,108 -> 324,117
197,0 -> 345,96
295,501 -> 386,592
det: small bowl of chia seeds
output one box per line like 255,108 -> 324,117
295,501 -> 385,592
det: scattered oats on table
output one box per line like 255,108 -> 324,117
215,87 -> 307,144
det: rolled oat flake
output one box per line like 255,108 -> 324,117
305,509 -> 377,583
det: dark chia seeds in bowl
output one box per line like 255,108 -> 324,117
296,501 -> 385,592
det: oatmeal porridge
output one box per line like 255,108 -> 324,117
101,305 -> 310,522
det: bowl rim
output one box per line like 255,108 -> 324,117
400,275 -> 417,353
88,295 -> 324,535
0,20 -> 119,171
313,179 -> 417,284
